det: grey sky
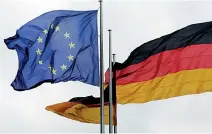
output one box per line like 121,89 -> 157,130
1,0 -> 212,133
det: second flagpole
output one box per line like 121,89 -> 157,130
108,29 -> 113,133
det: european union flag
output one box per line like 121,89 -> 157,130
4,10 -> 99,91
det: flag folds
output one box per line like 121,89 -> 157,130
4,10 -> 99,91
104,21 -> 212,104
46,21 -> 212,124
46,90 -> 114,125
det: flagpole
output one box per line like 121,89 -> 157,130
108,29 -> 113,133
99,0 -> 105,133
112,54 -> 117,133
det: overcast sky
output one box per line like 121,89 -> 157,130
1,0 -> 212,133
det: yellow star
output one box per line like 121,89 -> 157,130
37,36 -> 43,43
38,60 -> 43,65
64,32 -> 70,38
68,54 -> 74,61
36,48 -> 42,55
49,65 -> 52,70
52,68 -> 57,75
55,26 -> 60,32
43,29 -> 48,34
60,64 -> 67,71
69,42 -> 75,49
51,24 -> 54,29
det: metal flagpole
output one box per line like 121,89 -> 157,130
112,54 -> 117,133
108,29 -> 113,133
99,0 -> 105,133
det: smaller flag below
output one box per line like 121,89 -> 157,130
46,87 -> 117,125
4,10 -> 99,91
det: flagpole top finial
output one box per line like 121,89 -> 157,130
108,29 -> 111,31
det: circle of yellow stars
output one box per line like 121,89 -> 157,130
36,23 -> 76,75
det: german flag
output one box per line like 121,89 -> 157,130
46,21 -> 212,124
104,21 -> 212,104
46,89 -> 114,125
